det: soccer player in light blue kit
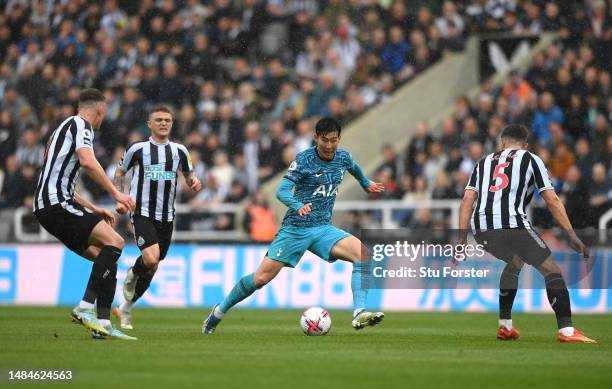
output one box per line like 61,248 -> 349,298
203,118 -> 386,333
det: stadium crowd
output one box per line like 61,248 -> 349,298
0,0 -> 610,238
360,0 -> 612,231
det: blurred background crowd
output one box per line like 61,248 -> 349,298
0,0 -> 610,239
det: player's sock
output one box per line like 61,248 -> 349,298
94,245 -> 122,320
132,273 -> 153,303
79,300 -> 95,310
99,319 -> 111,327
544,273 -> 573,329
219,273 -> 258,314
499,319 -> 513,330
213,305 -> 225,319
559,326 -> 575,336
120,301 -> 133,313
132,256 -> 148,278
81,273 -> 98,304
499,264 -> 520,321
351,262 -> 369,314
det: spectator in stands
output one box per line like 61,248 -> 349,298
381,25 -> 411,81
244,190 -> 278,242
589,162 -> 612,226
531,92 -> 564,147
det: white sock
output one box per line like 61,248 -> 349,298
353,308 -> 365,318
120,301 -> 133,313
559,327 -> 574,336
79,300 -> 95,310
213,306 -> 225,319
499,319 -> 513,330
99,319 -> 111,327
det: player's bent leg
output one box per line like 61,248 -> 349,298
497,256 -> 523,340
115,244 -> 161,330
203,257 -> 284,334
536,257 -> 596,343
81,221 -> 124,332
72,222 -> 125,336
330,236 -> 384,330
82,246 -> 101,261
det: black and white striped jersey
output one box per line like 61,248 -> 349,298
118,138 -> 193,222
465,149 -> 554,230
34,115 -> 94,214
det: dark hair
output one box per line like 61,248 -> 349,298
500,124 -> 529,143
78,88 -> 105,107
315,117 -> 342,136
149,105 -> 174,117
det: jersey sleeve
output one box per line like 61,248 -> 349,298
74,117 -> 94,150
117,143 -> 139,172
177,144 -> 194,173
529,153 -> 554,193
465,163 -> 480,192
346,152 -> 370,189
284,156 -> 306,184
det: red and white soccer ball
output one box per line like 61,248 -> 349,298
300,307 -> 332,336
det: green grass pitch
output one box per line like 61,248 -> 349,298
0,307 -> 610,389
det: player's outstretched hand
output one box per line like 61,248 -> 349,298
96,208 -> 116,226
298,203 -> 312,217
115,192 -> 136,211
116,202 -> 128,214
189,176 -> 203,192
366,182 -> 385,193
568,231 -> 590,259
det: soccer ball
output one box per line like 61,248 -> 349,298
300,307 -> 332,336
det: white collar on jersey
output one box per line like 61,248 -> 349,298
149,136 -> 170,146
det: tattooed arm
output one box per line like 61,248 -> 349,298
114,168 -> 128,214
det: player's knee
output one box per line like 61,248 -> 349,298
143,254 -> 160,270
112,235 -> 125,250
254,272 -> 272,288
537,257 -> 560,276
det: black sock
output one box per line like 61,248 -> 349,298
94,245 -> 122,320
499,264 -> 520,320
82,273 -> 97,304
132,272 -> 154,303
132,256 -> 149,278
544,273 -> 572,329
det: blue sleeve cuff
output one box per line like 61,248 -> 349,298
349,161 -> 371,189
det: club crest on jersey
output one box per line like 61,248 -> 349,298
137,236 -> 145,247
144,163 -> 176,181
313,184 -> 339,197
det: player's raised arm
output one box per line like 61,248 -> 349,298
348,158 -> 384,193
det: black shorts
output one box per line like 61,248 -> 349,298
34,201 -> 102,255
474,228 -> 552,267
132,215 -> 174,260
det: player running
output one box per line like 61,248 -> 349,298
112,106 -> 202,329
33,88 -> 137,340
202,117 -> 385,334
458,124 -> 596,343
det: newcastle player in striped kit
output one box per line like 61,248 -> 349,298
112,106 -> 202,329
33,88 -> 137,340
458,124 -> 596,343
